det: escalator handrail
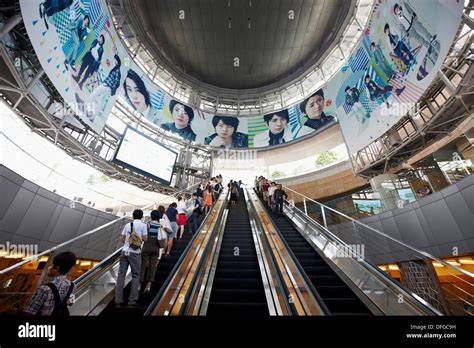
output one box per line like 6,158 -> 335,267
144,192 -> 227,316
73,248 -> 122,290
281,185 -> 473,279
0,181 -> 204,275
285,200 -> 442,315
179,191 -> 231,315
247,187 -> 328,315
250,188 -> 332,315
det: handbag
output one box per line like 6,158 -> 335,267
128,222 -> 142,250
157,223 -> 167,249
160,217 -> 173,236
157,238 -> 166,249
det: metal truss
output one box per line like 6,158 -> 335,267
107,0 -> 373,116
350,5 -> 474,178
0,7 -> 212,195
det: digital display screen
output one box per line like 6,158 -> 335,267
112,126 -> 178,185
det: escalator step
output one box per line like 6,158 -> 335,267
301,266 -> 334,276
314,285 -> 356,298
210,289 -> 266,303
216,261 -> 260,270
212,278 -> 263,290
322,298 -> 371,314
206,302 -> 269,315
219,255 -> 258,262
214,269 -> 261,279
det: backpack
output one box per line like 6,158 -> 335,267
128,222 -> 142,250
45,282 -> 74,317
39,0 -> 74,30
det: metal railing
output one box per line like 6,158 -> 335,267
0,180 -> 203,314
278,185 -> 474,315
72,180 -> 215,316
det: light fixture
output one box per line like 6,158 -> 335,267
459,259 -> 474,265
446,260 -> 461,267
79,261 -> 91,267
378,265 -> 387,271
432,262 -> 444,268
388,264 -> 399,271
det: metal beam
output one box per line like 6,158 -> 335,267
0,13 -> 22,40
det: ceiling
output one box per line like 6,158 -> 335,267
129,0 -> 354,90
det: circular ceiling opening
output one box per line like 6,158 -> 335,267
129,0 -> 354,90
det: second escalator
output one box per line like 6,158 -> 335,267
258,192 -> 372,315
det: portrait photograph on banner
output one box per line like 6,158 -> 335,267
331,0 -> 464,153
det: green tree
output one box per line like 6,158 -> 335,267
271,170 -> 285,179
315,151 -> 338,167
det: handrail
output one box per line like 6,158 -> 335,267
0,180 -> 204,275
246,187 -> 328,315
286,201 -> 441,315
145,191 -> 227,316
281,184 -> 474,279
73,248 -> 122,288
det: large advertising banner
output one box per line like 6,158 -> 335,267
20,0 -> 123,134
332,0 -> 463,153
20,0 -> 463,151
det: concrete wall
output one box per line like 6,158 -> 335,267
0,165 -> 124,260
334,174 -> 474,264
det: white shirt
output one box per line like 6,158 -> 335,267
253,127 -> 293,147
91,43 -> 100,61
294,125 -> 314,138
177,201 -> 186,214
121,219 -> 147,254
268,186 -> 276,197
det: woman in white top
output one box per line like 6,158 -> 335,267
176,196 -> 187,239
158,206 -> 172,256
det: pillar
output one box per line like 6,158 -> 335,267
369,173 -> 400,211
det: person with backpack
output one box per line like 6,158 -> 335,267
187,193 -> 202,234
140,209 -> 171,293
23,251 -> 77,316
115,209 -> 147,307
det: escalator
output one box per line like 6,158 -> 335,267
258,193 -> 372,315
206,188 -> 269,316
99,214 -> 205,317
